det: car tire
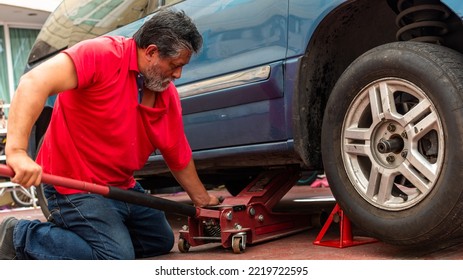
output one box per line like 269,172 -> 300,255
322,41 -> 463,246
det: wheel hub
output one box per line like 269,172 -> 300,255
374,122 -> 406,168
377,136 -> 404,154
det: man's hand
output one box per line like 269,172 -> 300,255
205,194 -> 221,207
6,150 -> 42,188
170,159 -> 223,208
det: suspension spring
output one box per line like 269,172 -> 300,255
395,0 -> 450,44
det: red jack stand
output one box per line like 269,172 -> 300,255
313,203 -> 377,248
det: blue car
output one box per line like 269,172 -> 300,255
26,0 -> 463,246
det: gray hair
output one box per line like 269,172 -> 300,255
133,9 -> 203,58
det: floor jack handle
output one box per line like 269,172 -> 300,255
0,164 -> 198,218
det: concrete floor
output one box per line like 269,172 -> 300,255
1,184 -> 463,260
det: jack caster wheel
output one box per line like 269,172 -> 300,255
232,236 -> 246,254
178,238 -> 190,253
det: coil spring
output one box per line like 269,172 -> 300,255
395,0 -> 450,44
203,220 -> 221,237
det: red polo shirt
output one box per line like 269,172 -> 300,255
36,36 -> 192,194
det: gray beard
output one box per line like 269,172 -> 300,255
143,64 -> 171,92
144,77 -> 169,92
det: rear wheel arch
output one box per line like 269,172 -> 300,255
292,0 -> 397,168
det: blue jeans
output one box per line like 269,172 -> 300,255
12,182 -> 174,259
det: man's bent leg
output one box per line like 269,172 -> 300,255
14,187 -> 136,259
14,219 -> 95,260
126,183 -> 175,258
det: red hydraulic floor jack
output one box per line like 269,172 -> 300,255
0,165 -> 314,254
178,167 -> 313,253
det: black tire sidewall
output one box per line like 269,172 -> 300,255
322,42 -> 463,245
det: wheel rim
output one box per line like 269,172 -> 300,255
11,186 -> 37,207
341,78 -> 444,211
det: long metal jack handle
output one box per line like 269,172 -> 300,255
0,164 -> 198,217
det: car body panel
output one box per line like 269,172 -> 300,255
100,1 -> 355,155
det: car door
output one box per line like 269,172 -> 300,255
174,0 -> 289,151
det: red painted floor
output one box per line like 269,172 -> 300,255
2,184 -> 463,260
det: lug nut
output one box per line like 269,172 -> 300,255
387,123 -> 396,132
386,155 -> 395,163
401,150 -> 408,158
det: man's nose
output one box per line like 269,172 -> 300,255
172,67 -> 182,79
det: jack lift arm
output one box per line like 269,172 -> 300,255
0,164 -> 315,254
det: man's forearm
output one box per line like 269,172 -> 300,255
6,76 -> 46,155
170,159 -> 212,207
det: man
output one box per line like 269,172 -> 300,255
0,9 -> 219,260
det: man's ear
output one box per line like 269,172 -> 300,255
145,44 -> 159,61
